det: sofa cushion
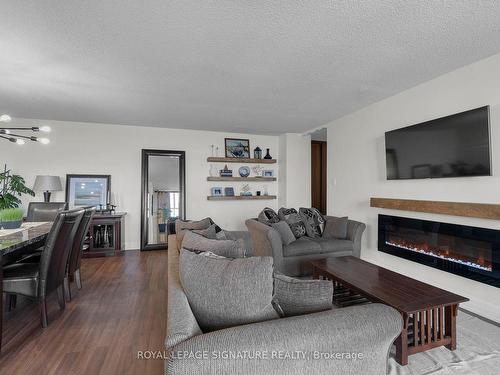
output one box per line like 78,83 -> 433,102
278,207 -> 307,239
322,216 -> 349,239
273,273 -> 333,317
175,218 -> 212,248
317,238 -> 354,254
181,230 -> 246,258
299,207 -> 326,238
271,221 -> 296,246
179,249 -> 279,332
192,224 -> 217,239
258,207 -> 280,225
282,236 -> 321,257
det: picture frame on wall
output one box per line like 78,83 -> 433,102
225,138 -> 250,158
66,174 -> 111,208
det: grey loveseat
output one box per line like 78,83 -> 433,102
165,231 -> 402,375
246,216 -> 366,276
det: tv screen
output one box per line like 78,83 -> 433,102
385,106 -> 491,180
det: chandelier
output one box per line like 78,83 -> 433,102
0,114 -> 51,145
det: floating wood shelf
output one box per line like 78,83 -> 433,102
370,197 -> 500,220
207,157 -> 276,164
207,177 -> 276,182
207,195 -> 277,201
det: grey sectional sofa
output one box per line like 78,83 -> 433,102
246,216 -> 366,276
165,231 -> 402,375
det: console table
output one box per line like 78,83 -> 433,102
310,256 -> 469,366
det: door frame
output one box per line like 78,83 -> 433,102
311,140 -> 327,214
140,149 -> 186,251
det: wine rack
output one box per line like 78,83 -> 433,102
83,212 -> 126,258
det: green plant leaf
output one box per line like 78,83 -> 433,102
0,165 -> 34,209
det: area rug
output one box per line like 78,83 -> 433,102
388,311 -> 500,375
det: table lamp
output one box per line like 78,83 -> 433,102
33,175 -> 62,202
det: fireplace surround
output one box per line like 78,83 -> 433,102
378,214 -> 500,288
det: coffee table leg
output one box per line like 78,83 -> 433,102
445,304 -> 457,350
395,313 -> 409,366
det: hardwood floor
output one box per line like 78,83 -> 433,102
0,250 -> 168,375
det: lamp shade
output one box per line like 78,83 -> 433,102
33,175 -> 62,191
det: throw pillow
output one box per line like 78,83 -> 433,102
179,249 -> 279,332
181,230 -> 246,258
271,221 -> 296,246
208,218 -> 224,234
322,216 -> 349,239
278,207 -> 307,239
175,217 -> 212,248
258,207 -> 280,225
192,224 -> 217,239
299,207 -> 326,238
272,272 -> 333,317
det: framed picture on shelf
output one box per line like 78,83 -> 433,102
224,187 -> 235,196
225,138 -> 250,158
211,187 -> 223,196
262,170 -> 274,177
66,174 -> 111,208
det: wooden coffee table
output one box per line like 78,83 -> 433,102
310,256 -> 469,365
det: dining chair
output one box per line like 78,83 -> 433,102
2,208 -> 84,328
64,206 -> 95,301
26,202 -> 68,222
17,206 -> 96,301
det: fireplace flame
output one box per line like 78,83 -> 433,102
386,237 -> 492,272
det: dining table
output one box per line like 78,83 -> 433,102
0,221 -> 52,351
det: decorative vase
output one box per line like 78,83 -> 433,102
209,164 -> 218,177
264,148 -> 272,159
254,147 -> 262,159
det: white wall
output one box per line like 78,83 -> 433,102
1,120 -> 279,249
325,52 -> 500,322
278,133 -> 312,208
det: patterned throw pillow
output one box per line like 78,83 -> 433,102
299,207 -> 326,238
278,207 -> 307,239
258,207 -> 280,225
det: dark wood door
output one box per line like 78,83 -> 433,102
311,141 -> 327,214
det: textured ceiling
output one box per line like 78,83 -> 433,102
2,1 -> 500,134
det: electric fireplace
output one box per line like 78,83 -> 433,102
378,214 -> 500,288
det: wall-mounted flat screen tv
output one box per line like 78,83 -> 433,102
385,106 -> 491,180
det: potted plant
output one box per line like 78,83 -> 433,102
0,164 -> 35,229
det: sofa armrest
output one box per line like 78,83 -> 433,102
245,219 -> 281,257
166,235 -> 203,350
345,220 -> 366,258
324,216 -> 366,258
223,230 -> 254,256
166,303 -> 402,375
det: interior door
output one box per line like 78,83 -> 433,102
311,141 -> 327,214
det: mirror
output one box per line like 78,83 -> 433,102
141,149 -> 185,250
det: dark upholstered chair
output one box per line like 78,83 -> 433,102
64,206 -> 95,301
26,202 -> 68,222
2,208 -> 84,328
18,206 -> 95,301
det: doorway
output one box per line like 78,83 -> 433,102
311,129 -> 327,214
141,149 -> 185,250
